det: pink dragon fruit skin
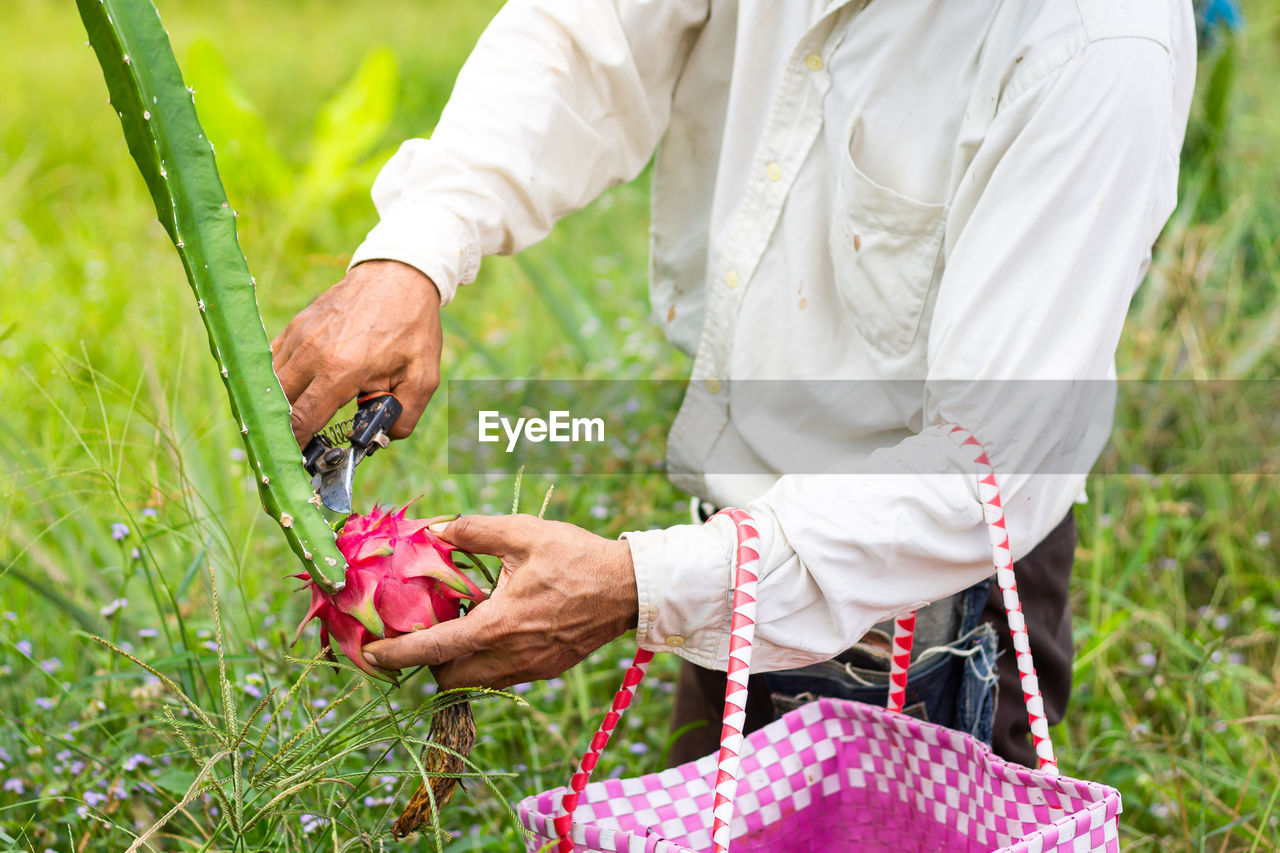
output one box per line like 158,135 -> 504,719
292,504 -> 486,681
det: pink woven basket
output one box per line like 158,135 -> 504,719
518,424 -> 1122,852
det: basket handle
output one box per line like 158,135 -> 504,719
554,423 -> 1057,852
885,423 -> 1059,773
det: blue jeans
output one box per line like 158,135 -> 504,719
762,579 -> 999,744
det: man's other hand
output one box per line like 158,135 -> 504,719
360,514 -> 639,690
271,260 -> 442,445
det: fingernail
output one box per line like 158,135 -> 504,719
362,651 -> 379,666
428,520 -> 450,535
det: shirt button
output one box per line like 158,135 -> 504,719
765,162 -> 782,182
665,635 -> 686,648
724,269 -> 739,289
704,378 -> 722,395
805,53 -> 824,71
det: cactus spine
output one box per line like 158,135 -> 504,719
77,0 -> 347,594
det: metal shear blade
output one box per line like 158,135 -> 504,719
303,392 -> 403,514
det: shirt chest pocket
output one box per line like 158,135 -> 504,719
829,119 -> 948,360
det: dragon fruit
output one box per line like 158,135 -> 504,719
292,504 -> 486,681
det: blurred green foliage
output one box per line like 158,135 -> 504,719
0,0 -> 1277,851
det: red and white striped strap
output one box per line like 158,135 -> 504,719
886,423 -> 1058,773
710,508 -> 762,853
554,509 -> 761,852
553,649 -> 655,852
885,611 -> 916,714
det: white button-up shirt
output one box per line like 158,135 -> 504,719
351,0 -> 1195,672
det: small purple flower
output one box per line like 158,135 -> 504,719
299,813 -> 328,835
201,641 -> 219,653
512,682 -> 532,695
15,640 -> 32,656
2,611 -> 15,621
34,697 -> 55,711
138,628 -> 158,639
123,754 -> 150,772
111,523 -> 130,541
99,598 -> 128,618
69,760 -> 85,775
83,790 -> 108,807
39,657 -> 62,674
3,779 -> 24,794
628,742 -> 649,756
131,548 -> 141,560
142,508 -> 158,519
310,697 -> 328,709
242,684 -> 263,700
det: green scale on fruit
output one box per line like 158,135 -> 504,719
77,0 -> 351,598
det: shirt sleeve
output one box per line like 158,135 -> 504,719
349,0 -> 709,304
624,36 -> 1191,672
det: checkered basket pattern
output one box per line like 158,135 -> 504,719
519,697 -> 1120,852
519,424 -> 1121,851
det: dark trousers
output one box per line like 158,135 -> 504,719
667,510 -> 1077,768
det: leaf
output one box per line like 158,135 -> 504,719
76,0 -> 348,590
151,766 -> 199,796
182,38 -> 288,197
303,47 -> 398,189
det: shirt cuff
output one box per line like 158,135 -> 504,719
620,513 -> 737,670
348,203 -> 480,307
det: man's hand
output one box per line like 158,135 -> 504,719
360,514 -> 639,690
271,260 -> 443,445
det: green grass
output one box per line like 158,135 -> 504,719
0,0 -> 1277,850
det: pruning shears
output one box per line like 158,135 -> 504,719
302,391 -> 403,514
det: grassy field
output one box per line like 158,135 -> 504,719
0,1 -> 1276,850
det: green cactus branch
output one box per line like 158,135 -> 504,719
77,0 -> 346,592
